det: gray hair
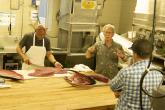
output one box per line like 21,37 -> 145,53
102,24 -> 115,33
36,24 -> 45,29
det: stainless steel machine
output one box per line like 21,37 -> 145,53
57,0 -> 105,53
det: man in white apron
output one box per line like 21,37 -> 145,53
16,24 -> 62,70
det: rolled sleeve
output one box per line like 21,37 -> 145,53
109,69 -> 125,91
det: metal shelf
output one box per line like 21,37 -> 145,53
58,0 -> 99,54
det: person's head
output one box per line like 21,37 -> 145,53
102,24 -> 115,41
129,39 -> 153,60
35,24 -> 47,39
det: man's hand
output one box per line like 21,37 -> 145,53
86,45 -> 96,59
116,49 -> 127,62
116,49 -> 124,59
88,45 -> 95,53
114,91 -> 121,98
23,56 -> 31,65
54,62 -> 63,68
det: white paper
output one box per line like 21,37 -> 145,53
14,70 -> 72,79
0,84 -> 11,88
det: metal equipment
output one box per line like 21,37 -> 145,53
3,54 -> 21,70
58,0 -> 105,53
152,85 -> 165,110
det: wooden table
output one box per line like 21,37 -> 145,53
0,77 -> 117,110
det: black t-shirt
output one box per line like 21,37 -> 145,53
19,32 -> 51,52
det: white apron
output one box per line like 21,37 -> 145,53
22,33 -> 46,70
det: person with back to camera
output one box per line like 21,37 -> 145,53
85,24 -> 127,79
16,24 -> 62,70
110,39 -> 163,110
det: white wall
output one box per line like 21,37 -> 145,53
98,0 -> 137,34
119,0 -> 137,34
98,0 -> 122,33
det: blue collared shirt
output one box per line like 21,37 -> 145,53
110,60 -> 163,110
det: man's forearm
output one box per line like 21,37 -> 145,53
85,49 -> 93,59
16,44 -> 26,59
46,52 -> 57,64
85,45 -> 95,59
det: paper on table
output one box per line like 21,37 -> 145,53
54,73 -> 72,77
14,70 -> 36,79
72,64 -> 93,72
14,70 -> 72,79
0,84 -> 11,88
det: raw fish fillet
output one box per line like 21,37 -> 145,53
28,67 -> 68,77
0,69 -> 24,80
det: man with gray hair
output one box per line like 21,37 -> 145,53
86,24 -> 127,79
16,24 -> 62,70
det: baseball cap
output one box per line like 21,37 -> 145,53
129,39 -> 153,57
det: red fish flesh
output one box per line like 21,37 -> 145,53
68,70 -> 96,85
28,67 -> 68,77
0,69 -> 24,80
